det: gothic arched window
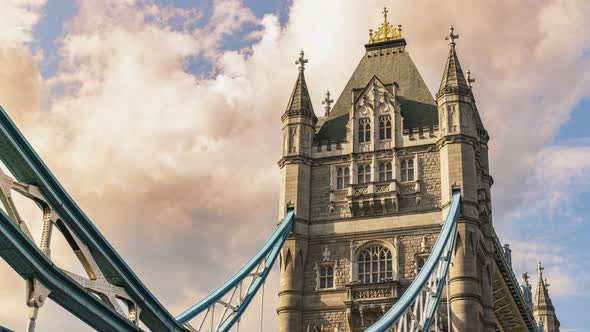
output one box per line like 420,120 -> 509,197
400,158 -> 415,182
336,166 -> 350,189
358,118 -> 371,143
379,115 -> 392,140
358,245 -> 393,284
379,161 -> 393,181
357,164 -> 371,184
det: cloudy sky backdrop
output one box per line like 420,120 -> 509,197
0,0 -> 589,331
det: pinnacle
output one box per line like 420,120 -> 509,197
534,261 -> 554,312
437,26 -> 471,98
282,50 -> 317,122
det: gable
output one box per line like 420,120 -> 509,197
353,76 -> 396,119
316,46 -> 438,142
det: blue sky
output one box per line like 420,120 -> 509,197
32,0 -> 292,78
0,0 -> 589,331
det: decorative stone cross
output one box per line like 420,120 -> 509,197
382,7 -> 389,24
322,90 -> 334,116
296,50 -> 308,71
322,246 -> 331,261
467,69 -> 475,88
445,25 -> 459,46
521,272 -> 530,286
537,260 -> 544,273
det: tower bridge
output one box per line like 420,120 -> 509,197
0,7 -> 559,332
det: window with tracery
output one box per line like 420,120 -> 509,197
336,166 -> 350,189
400,158 -> 415,182
358,118 -> 371,143
379,115 -> 392,140
318,264 -> 334,289
358,245 -> 393,284
379,161 -> 393,182
357,164 -> 371,184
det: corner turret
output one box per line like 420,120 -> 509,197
277,50 -> 315,332
533,261 -> 560,332
436,26 -> 481,138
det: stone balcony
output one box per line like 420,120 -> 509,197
345,280 -> 399,304
344,280 -> 399,330
331,180 -> 418,217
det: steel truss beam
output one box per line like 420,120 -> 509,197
0,106 -> 187,332
0,207 -> 140,332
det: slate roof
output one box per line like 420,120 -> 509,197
437,44 -> 471,98
283,68 -> 317,123
534,271 -> 554,312
315,39 -> 438,142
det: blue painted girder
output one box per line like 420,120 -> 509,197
0,208 -> 141,332
366,190 -> 462,332
0,106 -> 188,332
176,209 -> 295,330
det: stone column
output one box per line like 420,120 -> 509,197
277,236 -> 307,332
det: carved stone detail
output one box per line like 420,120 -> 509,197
355,79 -> 396,117
375,184 -> 389,193
352,287 -> 394,300
354,185 -> 369,195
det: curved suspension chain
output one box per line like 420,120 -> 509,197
176,210 -> 294,331
366,190 -> 461,332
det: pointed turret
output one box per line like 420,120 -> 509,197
280,50 -> 317,158
534,261 -> 560,332
436,26 -> 480,138
282,50 -> 317,123
437,26 -> 470,99
277,50 -> 316,331
437,25 -> 496,330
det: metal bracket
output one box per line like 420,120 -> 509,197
26,279 -> 50,332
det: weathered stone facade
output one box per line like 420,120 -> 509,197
276,12 -> 557,332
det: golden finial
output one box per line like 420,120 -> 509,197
368,6 -> 402,44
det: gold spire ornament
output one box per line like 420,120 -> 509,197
368,7 -> 402,44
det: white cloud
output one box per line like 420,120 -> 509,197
502,144 -> 590,222
0,0 -> 590,330
509,240 -> 584,299
0,0 -> 46,45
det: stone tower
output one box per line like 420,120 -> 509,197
276,8 -> 525,332
437,26 -> 496,332
277,50 -> 317,331
533,262 -> 560,332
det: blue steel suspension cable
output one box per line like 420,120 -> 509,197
365,190 -> 461,332
176,209 -> 294,328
